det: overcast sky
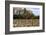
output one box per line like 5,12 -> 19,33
28,8 -> 40,16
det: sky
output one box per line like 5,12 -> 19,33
29,8 -> 40,16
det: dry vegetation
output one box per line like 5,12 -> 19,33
13,19 -> 39,27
